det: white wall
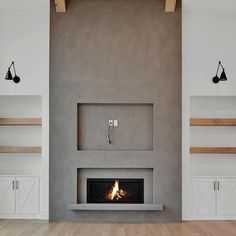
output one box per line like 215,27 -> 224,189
0,0 -> 49,219
182,0 -> 236,220
183,0 -> 236,96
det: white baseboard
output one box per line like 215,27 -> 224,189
182,211 -> 191,221
189,215 -> 236,220
0,215 -> 40,219
0,208 -> 49,220
40,209 -> 49,220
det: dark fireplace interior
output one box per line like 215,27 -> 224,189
86,178 -> 144,204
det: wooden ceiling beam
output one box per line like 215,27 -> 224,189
165,0 -> 177,12
55,0 -> 66,13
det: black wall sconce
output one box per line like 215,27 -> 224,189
212,61 -> 227,84
5,61 -> 20,83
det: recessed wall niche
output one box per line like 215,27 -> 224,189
77,103 -> 153,151
77,168 -> 154,205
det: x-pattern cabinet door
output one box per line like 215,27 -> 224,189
0,177 -> 15,214
192,177 -> 216,216
217,178 -> 236,216
15,177 -> 39,215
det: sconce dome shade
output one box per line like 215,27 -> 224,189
212,75 -> 220,83
220,69 -> 227,81
13,76 -> 20,83
5,69 -> 13,80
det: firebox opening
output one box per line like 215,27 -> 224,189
86,178 -> 144,204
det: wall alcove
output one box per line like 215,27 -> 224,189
77,103 -> 153,151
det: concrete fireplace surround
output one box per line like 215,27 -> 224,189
50,0 -> 181,222
68,168 -> 164,211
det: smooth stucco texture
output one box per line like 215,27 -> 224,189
50,0 -> 181,222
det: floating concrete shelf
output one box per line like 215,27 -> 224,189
68,203 -> 163,211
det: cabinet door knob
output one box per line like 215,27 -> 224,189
12,180 -> 15,190
213,181 -> 216,191
16,180 -> 19,190
218,181 -> 220,191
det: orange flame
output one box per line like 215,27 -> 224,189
106,180 -> 128,201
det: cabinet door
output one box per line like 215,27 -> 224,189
16,177 -> 39,215
192,177 -> 216,216
0,177 -> 15,214
217,178 -> 236,216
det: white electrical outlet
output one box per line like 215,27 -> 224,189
114,120 -> 119,127
109,120 -> 113,126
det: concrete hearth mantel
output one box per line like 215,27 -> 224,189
68,204 -> 164,211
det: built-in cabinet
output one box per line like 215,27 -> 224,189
0,176 -> 40,217
0,96 -> 43,219
187,97 -> 236,220
192,177 -> 236,218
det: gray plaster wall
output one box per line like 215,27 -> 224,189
50,0 -> 181,222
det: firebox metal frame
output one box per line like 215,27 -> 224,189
86,178 -> 144,204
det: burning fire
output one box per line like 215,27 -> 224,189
106,180 -> 128,201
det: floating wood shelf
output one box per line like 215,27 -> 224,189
0,118 -> 42,126
0,146 -> 42,153
190,118 -> 236,126
190,147 -> 236,154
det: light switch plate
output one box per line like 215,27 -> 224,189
114,120 -> 119,127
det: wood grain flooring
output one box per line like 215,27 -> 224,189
0,220 -> 236,236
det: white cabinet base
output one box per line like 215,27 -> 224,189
0,177 -> 15,214
191,177 -> 236,220
217,178 -> 236,216
16,177 -> 39,215
0,176 -> 40,219
192,177 -> 216,216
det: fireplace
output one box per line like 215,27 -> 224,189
86,178 -> 144,204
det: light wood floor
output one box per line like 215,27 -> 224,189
0,220 -> 236,236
